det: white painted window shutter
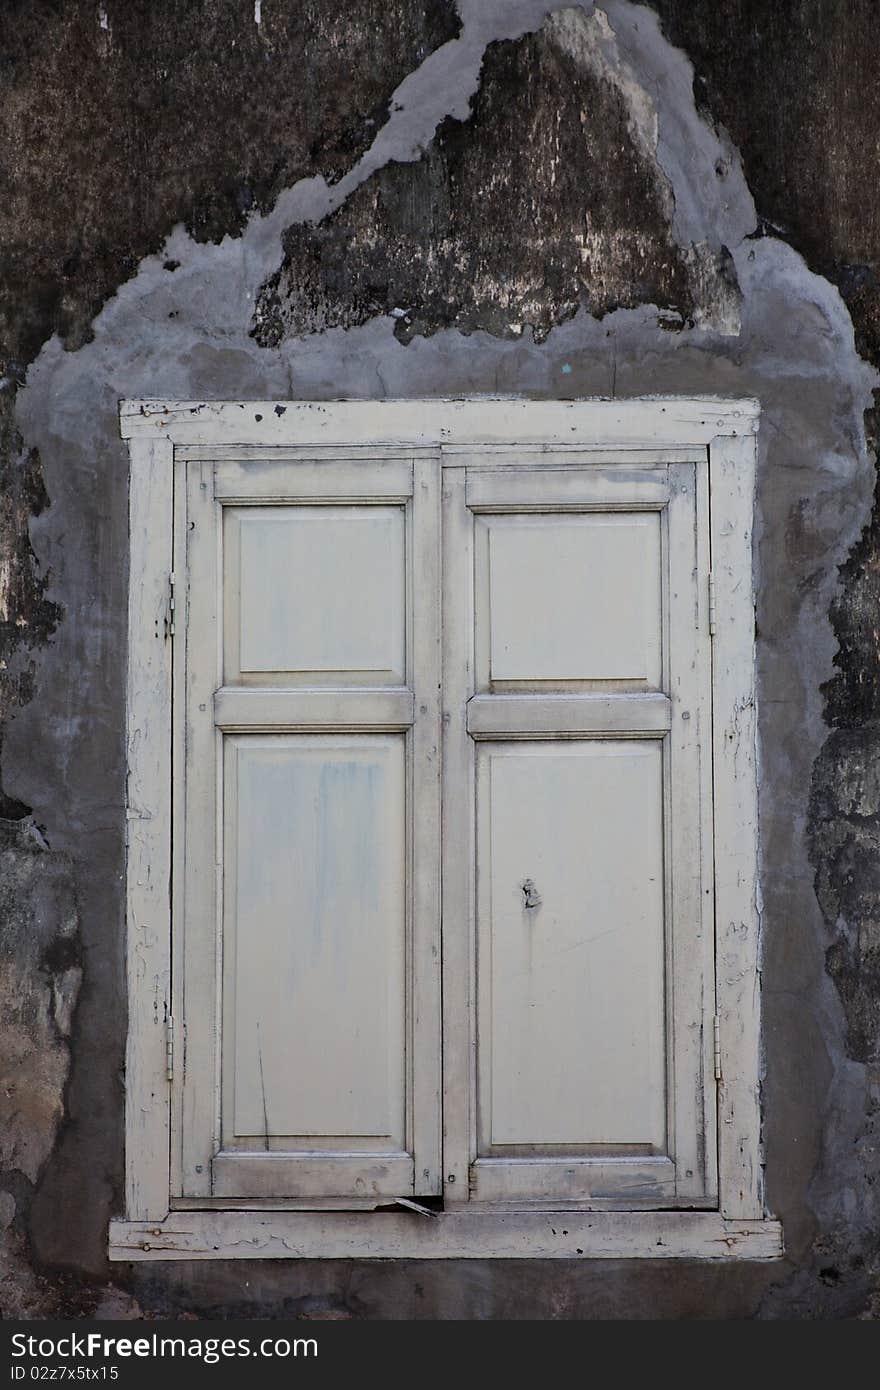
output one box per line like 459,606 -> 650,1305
114,401 -> 777,1261
442,460 -> 715,1206
175,454 -> 442,1201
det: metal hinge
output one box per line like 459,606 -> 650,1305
713,1014 -> 722,1082
708,572 -> 717,637
165,572 -> 176,639
166,1015 -> 174,1082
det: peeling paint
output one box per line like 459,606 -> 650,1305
252,9 -> 740,347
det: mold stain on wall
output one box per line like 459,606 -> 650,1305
253,18 -> 704,347
1,0 -> 879,1318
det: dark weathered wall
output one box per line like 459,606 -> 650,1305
1,0 -> 879,1318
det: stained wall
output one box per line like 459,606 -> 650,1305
1,0 -> 878,1318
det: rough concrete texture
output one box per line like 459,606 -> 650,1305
253,10 -> 739,347
1,0 -> 880,1317
0,0 -> 461,363
0,816 -> 80,1184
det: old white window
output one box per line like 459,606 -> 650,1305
110,399 -> 781,1261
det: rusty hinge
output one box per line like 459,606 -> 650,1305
708,572 -> 717,637
165,571 -> 176,639
166,1015 -> 174,1082
713,1013 -> 722,1082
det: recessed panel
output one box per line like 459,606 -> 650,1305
224,734 -> 406,1143
226,505 -> 405,683
481,513 -> 661,688
478,741 -> 666,1149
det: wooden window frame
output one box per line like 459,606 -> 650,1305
110,398 -> 781,1262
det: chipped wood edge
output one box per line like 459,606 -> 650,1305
440,466 -> 476,1202
125,436 -> 174,1221
119,398 -> 759,445
410,453 -> 444,1193
109,1210 -> 782,1261
710,432 -> 764,1220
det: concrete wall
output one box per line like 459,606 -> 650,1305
1,0 -> 878,1318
